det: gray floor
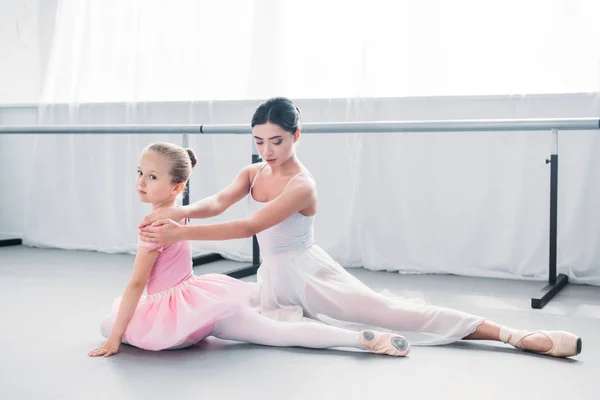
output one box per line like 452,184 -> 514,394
1,245 -> 598,400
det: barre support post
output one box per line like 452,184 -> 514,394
531,129 -> 569,309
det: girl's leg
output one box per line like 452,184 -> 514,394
211,306 -> 410,356
100,315 -> 193,350
100,315 -> 128,344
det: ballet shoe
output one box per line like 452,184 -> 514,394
499,326 -> 582,358
358,330 -> 411,357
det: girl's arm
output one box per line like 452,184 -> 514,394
88,246 -> 158,357
107,247 -> 158,341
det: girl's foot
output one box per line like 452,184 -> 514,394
358,330 -> 411,357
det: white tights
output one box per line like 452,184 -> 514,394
212,305 -> 362,349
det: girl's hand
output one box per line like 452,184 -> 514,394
139,219 -> 184,245
88,339 -> 121,358
138,207 -> 186,229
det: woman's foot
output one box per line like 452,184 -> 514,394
500,327 -> 582,358
358,330 -> 411,357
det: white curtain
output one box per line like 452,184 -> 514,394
39,0 -> 600,102
2,0 -> 599,285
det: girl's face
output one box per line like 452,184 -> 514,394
136,151 -> 182,204
252,122 -> 299,167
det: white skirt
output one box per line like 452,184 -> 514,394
251,244 -> 485,346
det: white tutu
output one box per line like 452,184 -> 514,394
246,164 -> 485,346
251,244 -> 485,346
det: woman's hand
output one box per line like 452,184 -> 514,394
138,207 -> 186,229
139,219 -> 185,245
88,339 -> 121,358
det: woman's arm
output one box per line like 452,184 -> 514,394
187,179 -> 313,240
139,165 -> 255,229
186,165 -> 253,218
140,175 -> 315,244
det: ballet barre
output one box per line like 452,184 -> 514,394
1,117 -> 599,309
1,118 -> 598,134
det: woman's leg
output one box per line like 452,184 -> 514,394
464,319 -> 582,357
301,281 -> 580,357
303,281 -> 482,341
463,320 -> 553,352
211,306 -> 410,356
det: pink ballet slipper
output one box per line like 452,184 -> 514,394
500,327 -> 582,358
359,330 -> 411,357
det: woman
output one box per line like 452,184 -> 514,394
139,97 -> 581,358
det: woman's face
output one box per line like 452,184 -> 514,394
252,122 -> 298,167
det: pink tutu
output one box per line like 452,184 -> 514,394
109,273 -> 256,351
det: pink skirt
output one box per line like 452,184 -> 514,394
109,273 -> 256,351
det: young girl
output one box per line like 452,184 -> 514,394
138,98 -> 582,358
89,142 -> 411,358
